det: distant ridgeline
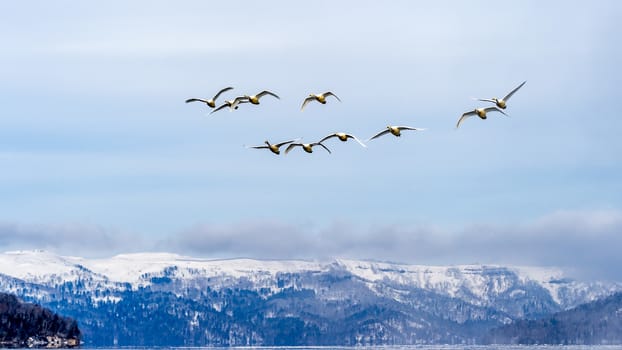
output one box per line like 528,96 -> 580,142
0,293 -> 80,348
488,292 -> 622,345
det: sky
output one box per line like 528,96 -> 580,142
0,1 -> 621,280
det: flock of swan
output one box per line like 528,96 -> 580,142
185,81 -> 526,155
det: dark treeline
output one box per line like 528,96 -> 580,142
488,292 -> 622,344
0,293 -> 80,347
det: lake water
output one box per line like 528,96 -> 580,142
75,346 -> 622,350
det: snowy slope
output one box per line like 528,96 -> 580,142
0,250 -> 82,281
0,250 -> 619,309
80,253 -> 327,285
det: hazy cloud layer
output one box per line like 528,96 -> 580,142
0,222 -> 145,257
2,209 -> 621,280
160,209 -> 622,281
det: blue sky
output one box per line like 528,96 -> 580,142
1,1 -> 621,279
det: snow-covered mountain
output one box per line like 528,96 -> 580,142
0,250 -> 620,346
0,250 -> 617,309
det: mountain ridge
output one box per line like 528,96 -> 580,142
1,250 -> 617,309
1,250 -> 620,346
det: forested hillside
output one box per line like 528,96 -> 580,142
489,292 -> 622,344
0,293 -> 80,348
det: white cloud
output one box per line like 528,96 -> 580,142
160,209 -> 622,280
2,209 -> 621,280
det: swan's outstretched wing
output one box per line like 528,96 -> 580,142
212,87 -> 234,101
367,129 -> 390,141
257,90 -> 280,99
396,126 -> 426,132
314,142 -> 332,154
456,110 -> 477,128
301,96 -> 315,111
347,134 -> 367,148
502,81 -> 526,102
285,143 -> 301,154
210,103 -> 229,114
185,98 -> 208,104
275,138 -> 301,147
484,106 -> 508,116
319,133 -> 338,143
230,96 -> 249,110
246,145 -> 269,150
324,91 -> 341,102
476,98 -> 496,104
